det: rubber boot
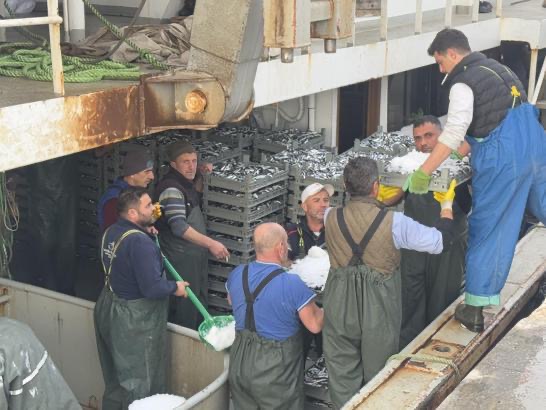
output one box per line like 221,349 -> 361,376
455,304 -> 484,332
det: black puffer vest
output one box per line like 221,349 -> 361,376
445,52 -> 527,138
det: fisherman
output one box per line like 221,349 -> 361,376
227,222 -> 324,409
0,317 -> 81,410
285,182 -> 333,367
94,187 -> 188,409
98,148 -> 155,232
155,141 -> 229,330
286,182 -> 333,260
399,115 -> 471,348
405,28 -> 546,332
323,157 -> 457,408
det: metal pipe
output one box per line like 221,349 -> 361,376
531,57 -> 546,105
528,48 -> 539,100
380,76 -> 388,130
471,0 -> 479,22
68,0 -> 85,42
496,0 -> 502,17
0,15 -> 62,28
415,0 -> 423,34
380,0 -> 388,41
47,0 -> 64,96
62,0 -> 70,42
308,94 -> 316,131
445,0 -> 453,28
324,39 -> 336,53
281,48 -> 294,63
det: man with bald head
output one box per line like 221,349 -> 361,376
226,222 -> 324,409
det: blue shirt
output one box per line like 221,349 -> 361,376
391,212 -> 443,254
102,218 -> 177,300
226,261 -> 315,341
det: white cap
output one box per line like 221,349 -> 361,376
300,182 -> 334,204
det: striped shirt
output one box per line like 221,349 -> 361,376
159,187 -> 190,237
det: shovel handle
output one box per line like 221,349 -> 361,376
155,239 -> 212,321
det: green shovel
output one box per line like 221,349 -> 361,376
155,238 -> 235,351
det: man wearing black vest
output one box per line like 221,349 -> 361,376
155,141 -> 229,329
404,29 -> 546,332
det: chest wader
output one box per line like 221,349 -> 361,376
159,205 -> 209,330
228,266 -> 305,410
94,229 -> 169,410
399,193 -> 468,349
323,208 -> 401,409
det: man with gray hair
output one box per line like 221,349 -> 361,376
323,157 -> 457,408
226,222 -> 324,409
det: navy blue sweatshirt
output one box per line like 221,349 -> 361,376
101,218 -> 177,300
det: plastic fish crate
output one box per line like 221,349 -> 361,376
208,293 -> 232,311
207,126 -> 260,149
205,167 -> 289,193
206,212 -> 285,238
204,185 -> 287,208
378,165 -> 472,192
209,234 -> 254,253
208,278 -> 228,295
208,262 -> 234,279
204,199 -> 285,223
254,132 -> 325,154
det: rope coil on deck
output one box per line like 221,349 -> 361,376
388,353 -> 461,379
0,43 -> 141,82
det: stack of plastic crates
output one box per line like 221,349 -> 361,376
77,150 -> 105,260
252,128 -> 324,161
261,147 -> 338,223
203,159 -> 289,314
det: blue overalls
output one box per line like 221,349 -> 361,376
465,102 -> 546,306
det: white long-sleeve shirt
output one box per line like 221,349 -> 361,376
438,83 -> 474,150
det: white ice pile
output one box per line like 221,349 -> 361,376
203,320 -> 236,351
291,246 -> 330,290
129,394 -> 186,410
387,151 -> 465,175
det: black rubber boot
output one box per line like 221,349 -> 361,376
455,304 -> 484,332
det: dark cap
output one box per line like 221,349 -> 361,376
121,149 -> 154,176
166,140 -> 196,162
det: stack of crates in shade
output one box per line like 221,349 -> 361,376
252,128 -> 325,161
77,150 -> 105,260
203,159 -> 289,314
261,147 -> 339,223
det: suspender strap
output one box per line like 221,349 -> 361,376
242,265 -> 285,332
336,207 -> 388,266
297,225 -> 306,258
100,228 -> 146,292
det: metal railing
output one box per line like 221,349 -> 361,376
0,0 -> 64,95
358,0 -> 504,41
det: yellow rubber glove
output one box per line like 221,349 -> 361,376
433,180 -> 457,210
377,184 -> 403,203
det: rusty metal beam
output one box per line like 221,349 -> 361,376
344,226 -> 546,409
0,86 -> 141,172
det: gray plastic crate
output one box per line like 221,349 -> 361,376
205,167 -> 288,193
208,263 -> 234,279
208,294 -> 231,311
204,185 -> 287,208
204,199 -> 285,223
206,212 -> 285,238
210,234 -> 253,253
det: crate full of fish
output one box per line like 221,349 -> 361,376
205,159 -> 288,193
378,150 -> 472,192
254,129 -> 325,155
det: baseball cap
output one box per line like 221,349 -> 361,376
121,149 -> 154,176
300,182 -> 334,204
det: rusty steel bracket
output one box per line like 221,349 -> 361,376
140,70 -> 226,132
